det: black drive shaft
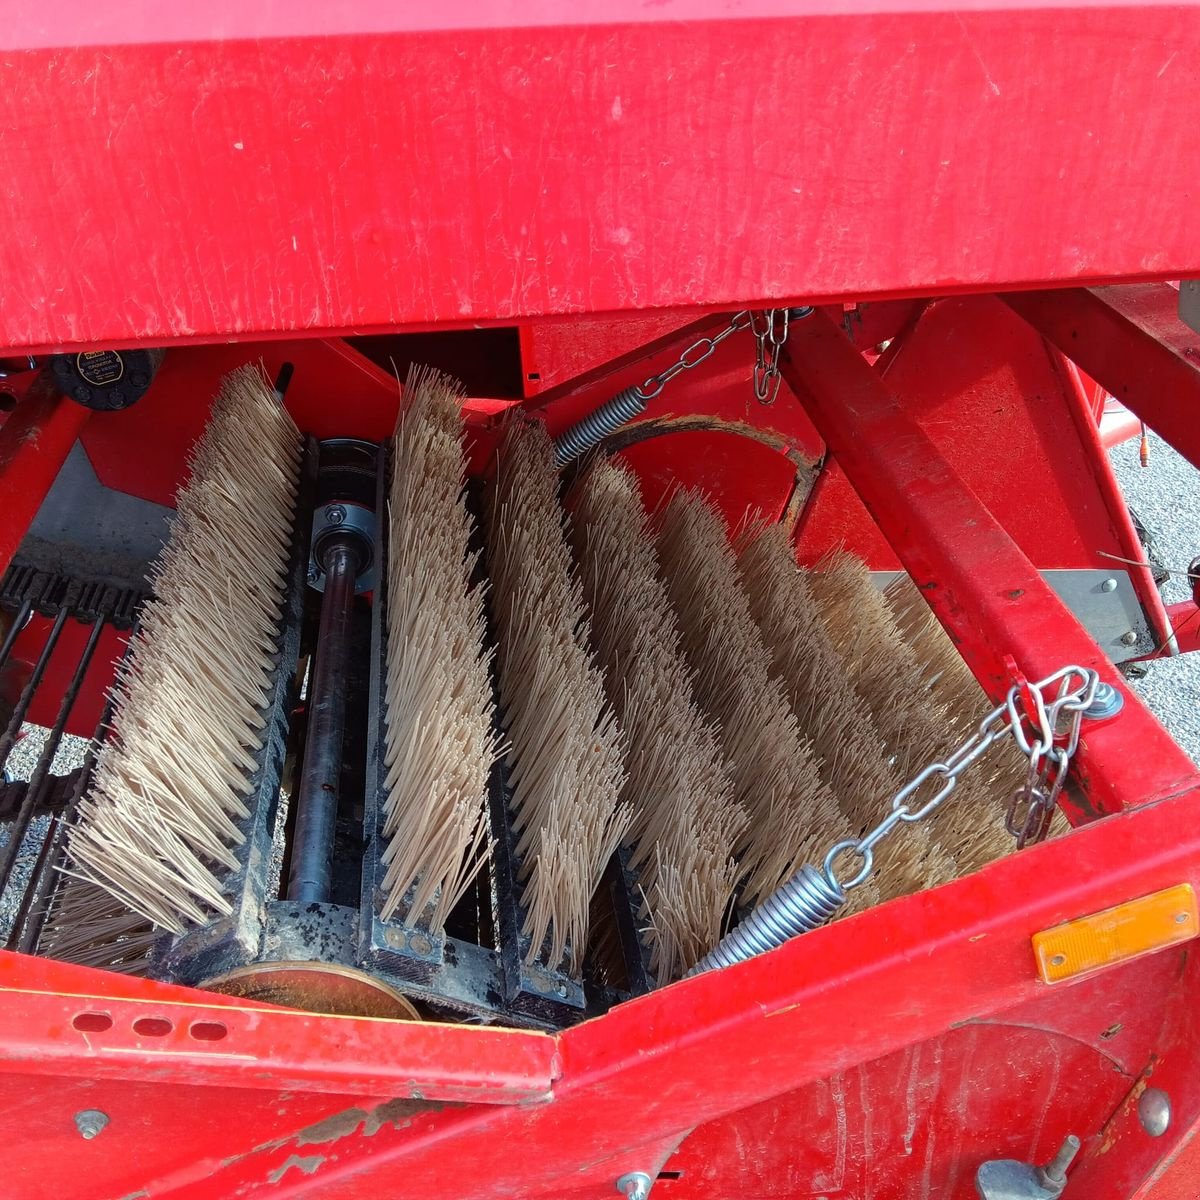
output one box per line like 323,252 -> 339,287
287,536 -> 361,903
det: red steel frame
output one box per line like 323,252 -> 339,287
4,9 -> 1200,1198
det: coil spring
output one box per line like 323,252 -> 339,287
552,387 -> 647,468
686,864 -> 846,976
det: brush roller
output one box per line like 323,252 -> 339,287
4,362 -> 1036,1030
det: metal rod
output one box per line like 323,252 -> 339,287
13,620 -> 138,953
0,614 -> 103,895
0,598 -> 32,672
0,605 -> 69,775
287,539 -> 359,903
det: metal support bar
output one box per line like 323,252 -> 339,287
0,378 -> 90,576
0,613 -> 102,893
288,539 -> 360,904
1001,285 -> 1200,473
778,311 -> 1200,819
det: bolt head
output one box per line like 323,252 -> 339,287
1101,577 -> 1118,592
1138,1087 -> 1172,1137
306,564 -> 319,584
1120,630 -> 1139,646
74,1109 -> 109,1140
324,504 -> 346,525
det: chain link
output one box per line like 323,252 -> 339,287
634,311 -> 753,401
750,309 -> 790,405
822,666 -> 1100,892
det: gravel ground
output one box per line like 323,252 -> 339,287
1109,431 -> 1200,763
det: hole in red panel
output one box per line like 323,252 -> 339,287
132,1017 -> 173,1037
657,1172 -> 685,1181
189,1021 -> 228,1042
0,392 -> 17,412
72,1011 -> 112,1033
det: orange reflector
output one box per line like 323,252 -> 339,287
1033,884 -> 1198,984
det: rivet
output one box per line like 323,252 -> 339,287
1138,1087 -> 1171,1137
410,933 -> 433,956
1120,630 -> 1139,646
74,1110 -> 110,1140
1100,578 -> 1118,593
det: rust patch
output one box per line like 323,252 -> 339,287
267,1154 -> 326,1184
297,1098 -> 438,1146
1006,588 -> 1025,599
1098,1057 -> 1157,1154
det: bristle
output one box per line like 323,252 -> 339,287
885,575 -> 1029,872
66,366 -> 302,932
484,420 -> 629,973
40,876 -> 157,974
807,553 -> 984,883
379,365 -> 499,933
569,457 -> 744,981
735,526 -> 921,903
655,492 -> 849,909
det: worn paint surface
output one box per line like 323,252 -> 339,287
1,10 -> 1200,349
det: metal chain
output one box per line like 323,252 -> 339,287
750,309 -> 789,405
634,311 -> 753,401
822,666 -> 1100,893
632,306 -> 809,405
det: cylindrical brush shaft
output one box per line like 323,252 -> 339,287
288,539 -> 360,904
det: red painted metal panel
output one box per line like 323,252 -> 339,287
1,12 -> 1199,349
778,310 -> 1199,818
666,949 -> 1179,1199
795,297 -> 1165,651
0,983 -> 556,1103
1002,284 -> 1200,474
96,779 -> 1200,1198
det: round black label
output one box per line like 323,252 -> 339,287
76,350 -> 124,387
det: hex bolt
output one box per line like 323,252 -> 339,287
615,1171 -> 653,1200
1084,682 -> 1125,721
74,1109 -> 110,1140
324,504 -> 347,525
1120,630 -> 1139,646
1138,1087 -> 1172,1137
1100,577 -> 1118,592
1038,1134 -> 1081,1187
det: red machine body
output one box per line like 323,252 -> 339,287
3,7 -> 1200,1199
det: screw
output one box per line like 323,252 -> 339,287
1120,630 -> 1139,646
385,928 -> 406,949
1050,953 -> 1066,967
306,564 -> 319,585
1100,578 -> 1118,592
324,504 -> 346,525
1176,912 -> 1190,924
1138,1087 -> 1172,1137
615,1171 -> 653,1200
74,1109 -> 109,1140
410,933 -> 433,956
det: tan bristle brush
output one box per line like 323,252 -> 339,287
655,491 -> 853,910
64,366 -> 302,932
378,365 -> 500,932
809,552 -> 996,880
735,525 -> 937,903
569,457 -> 745,981
484,420 -> 629,974
885,574 -> 1041,870
40,877 -> 157,974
